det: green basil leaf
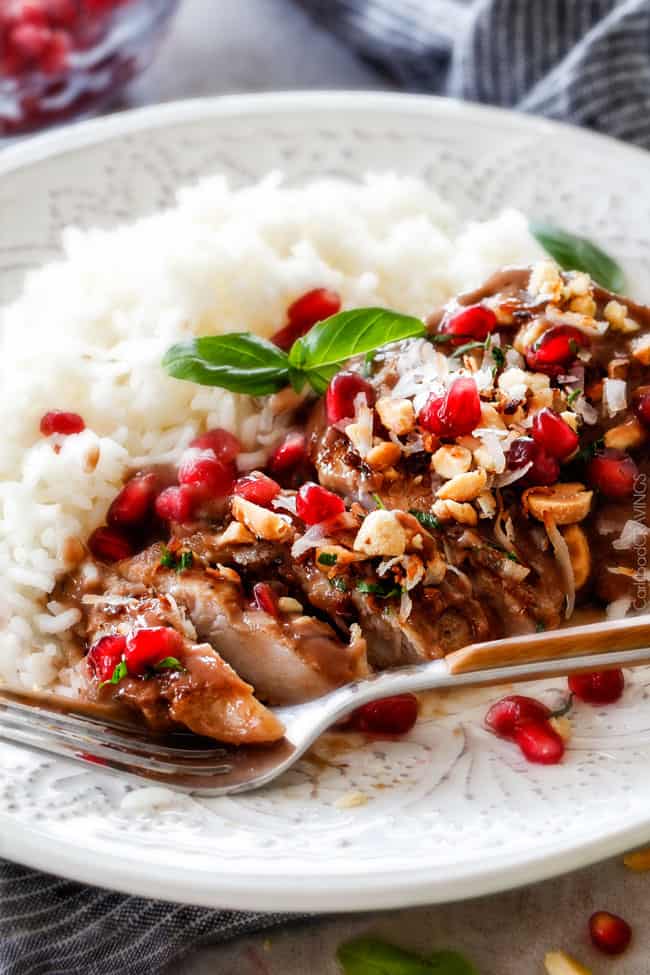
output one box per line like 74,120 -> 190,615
163,334 -> 290,395
356,579 -> 402,599
154,656 -> 185,672
409,509 -> 440,531
530,222 -> 625,292
427,951 -> 479,975
289,308 -> 426,373
318,552 -> 338,566
337,938 -> 436,975
160,545 -> 176,569
329,575 -> 348,592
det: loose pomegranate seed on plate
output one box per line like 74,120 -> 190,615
272,288 -> 341,351
107,473 -> 158,527
418,377 -> 481,438
351,693 -> 419,736
87,633 -> 126,683
40,410 -> 85,436
252,582 -> 279,618
189,428 -> 241,462
531,408 -> 579,460
296,482 -> 345,524
485,694 -> 552,738
439,304 -> 498,345
525,325 -> 588,377
88,526 -> 133,562
154,484 -> 198,523
587,448 -> 638,499
589,911 -> 631,955
178,449 -> 235,499
506,437 -> 559,486
269,432 -> 307,474
515,721 -> 565,764
234,472 -> 281,507
568,669 -> 624,705
125,627 -> 184,676
325,370 -> 375,424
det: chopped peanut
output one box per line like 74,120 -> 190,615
604,417 -> 646,451
513,317 -> 550,355
604,299 -> 639,334
354,509 -> 407,557
277,596 -> 303,614
432,499 -> 478,526
476,490 -> 496,519
217,520 -> 256,546
432,444 -> 472,479
631,333 -> 650,365
345,421 -> 373,458
436,468 -> 487,503
315,544 -> 366,567
568,294 -> 597,317
231,496 -> 293,542
366,440 -> 402,471
544,951 -> 592,975
375,396 -> 416,436
479,403 -> 507,429
529,260 -> 564,302
522,483 -> 593,525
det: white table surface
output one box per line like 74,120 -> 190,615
121,2 -> 648,971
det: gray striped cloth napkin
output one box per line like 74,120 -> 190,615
3,2 -> 650,973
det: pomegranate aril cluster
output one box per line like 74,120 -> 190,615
485,694 -> 565,764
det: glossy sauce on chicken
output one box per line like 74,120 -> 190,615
59,262 -> 650,744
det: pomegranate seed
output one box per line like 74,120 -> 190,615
589,911 -> 631,956
269,432 -> 307,474
587,448 -> 638,499
40,27 -> 69,73
418,377 -> 481,438
88,526 -> 132,562
8,22 -> 52,60
633,388 -> 650,428
40,410 -> 85,436
485,694 -> 551,739
439,304 -> 498,345
351,694 -> 419,736
125,627 -> 183,676
253,582 -> 279,618
568,669 -> 624,705
514,721 -> 565,764
531,408 -> 579,460
296,482 -> 345,524
154,485 -> 198,523
233,472 -> 280,507
6,1 -> 48,27
178,449 -> 235,499
87,634 -> 126,683
506,437 -> 559,486
526,325 -> 588,377
325,371 -> 375,424
189,428 -> 241,462
43,0 -> 78,26
272,288 -> 341,351
107,473 -> 158,527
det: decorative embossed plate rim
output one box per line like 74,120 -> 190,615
1,92 -> 650,912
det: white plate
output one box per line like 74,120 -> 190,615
1,92 -> 650,912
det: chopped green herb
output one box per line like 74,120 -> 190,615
329,575 -> 348,592
569,338 -> 579,356
450,339 -> 486,359
429,333 -> 454,345
409,509 -> 440,531
160,546 -> 176,569
536,621 -> 546,633
567,387 -> 581,406
99,659 -> 128,689
318,552 -> 338,566
504,550 -> 520,563
491,344 -> 506,369
574,436 -> 604,465
356,579 -> 402,599
177,551 -> 194,572
337,936 -> 478,975
154,656 -> 186,673
363,349 -> 376,378
373,493 -> 386,510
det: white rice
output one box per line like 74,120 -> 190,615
0,171 -> 540,692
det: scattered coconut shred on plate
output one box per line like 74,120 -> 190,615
0,170 -> 541,695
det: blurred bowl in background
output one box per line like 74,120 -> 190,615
0,0 -> 180,136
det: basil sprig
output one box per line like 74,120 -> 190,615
337,937 -> 478,975
530,222 -> 624,292
163,308 -> 425,397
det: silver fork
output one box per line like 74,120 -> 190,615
1,614 -> 649,796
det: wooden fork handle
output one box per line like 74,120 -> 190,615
446,614 -> 650,675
